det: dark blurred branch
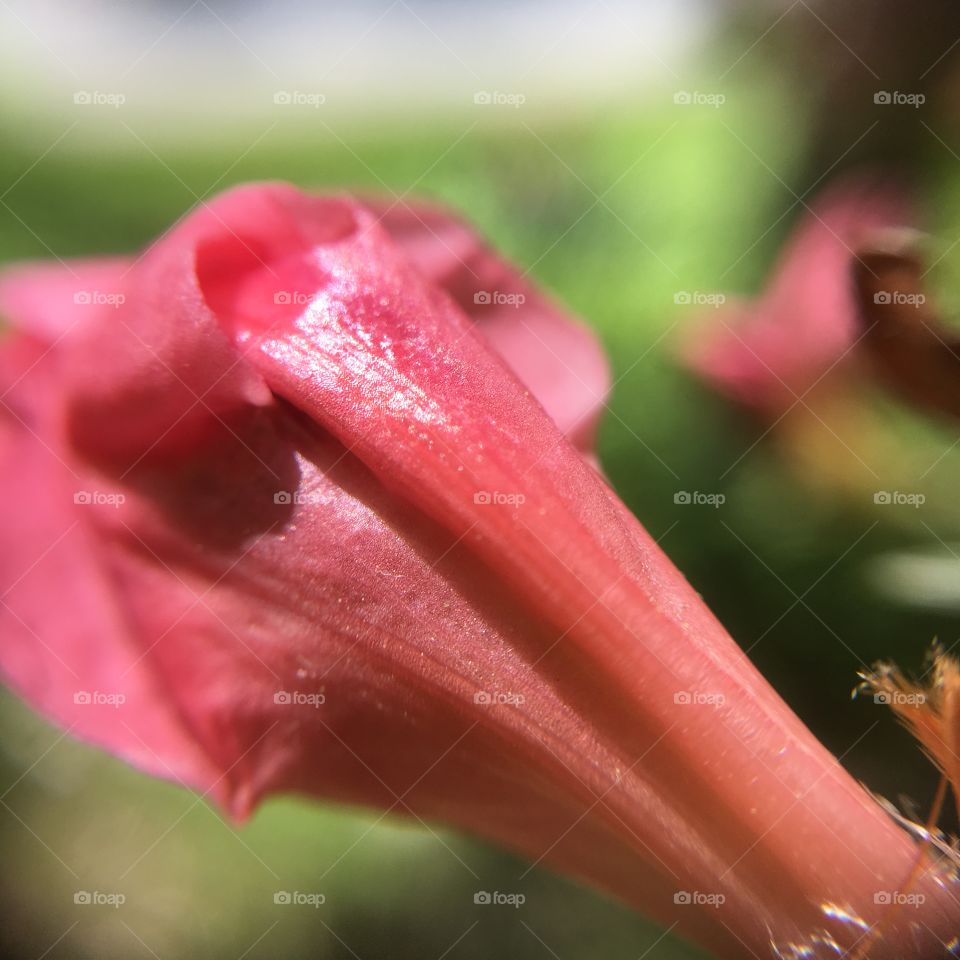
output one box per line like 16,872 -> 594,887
854,233 -> 960,420
732,0 -> 960,183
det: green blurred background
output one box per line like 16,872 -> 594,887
2,1 -> 960,957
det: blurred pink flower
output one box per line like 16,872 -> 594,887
0,183 -> 956,958
684,182 -> 911,416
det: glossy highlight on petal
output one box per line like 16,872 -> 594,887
369,198 -> 610,452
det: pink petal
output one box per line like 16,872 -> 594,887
0,183 -> 955,959
0,258 -> 131,341
0,337 -> 225,796
685,182 -> 911,414
370,199 -> 610,451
